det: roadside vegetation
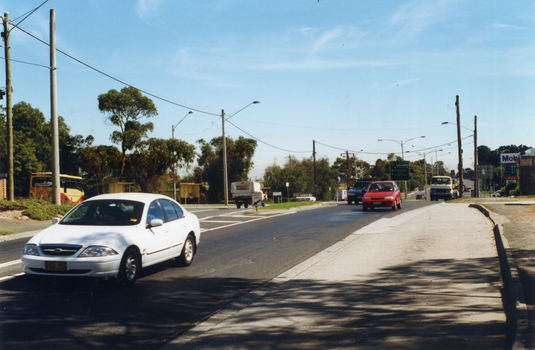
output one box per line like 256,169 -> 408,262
0,199 -> 74,221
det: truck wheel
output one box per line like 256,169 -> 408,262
348,200 -> 352,205
237,204 -> 241,209
244,204 -> 249,209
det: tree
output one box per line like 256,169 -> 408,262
128,138 -> 195,193
98,87 -> 157,181
78,144 -> 122,196
196,136 -> 257,202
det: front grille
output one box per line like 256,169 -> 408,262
40,244 -> 83,256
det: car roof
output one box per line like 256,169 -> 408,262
85,193 -> 173,203
371,181 -> 394,184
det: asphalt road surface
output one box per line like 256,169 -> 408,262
0,200 -> 433,350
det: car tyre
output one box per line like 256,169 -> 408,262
117,248 -> 140,286
397,200 -> 402,209
363,206 -> 368,211
176,234 -> 195,267
392,203 -> 396,210
348,200 -> 352,205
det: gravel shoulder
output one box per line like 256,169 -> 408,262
479,199 -> 535,348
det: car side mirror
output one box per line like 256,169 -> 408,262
52,218 -> 60,224
150,219 -> 164,227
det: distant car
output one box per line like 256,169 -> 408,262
492,191 -> 501,197
296,193 -> 316,202
465,187 -> 471,192
347,180 -> 372,205
21,193 -> 201,286
362,181 -> 402,211
416,194 -> 427,199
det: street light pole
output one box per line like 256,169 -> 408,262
172,111 -> 193,201
222,101 -> 260,206
378,135 -> 425,199
455,96 -> 463,198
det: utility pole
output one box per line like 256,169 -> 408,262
2,13 -> 13,201
313,140 -> 317,199
474,115 -> 478,197
50,9 -> 60,204
222,109 -> 228,206
341,151 -> 355,191
456,95 -> 463,198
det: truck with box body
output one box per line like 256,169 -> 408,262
231,181 -> 266,209
430,176 -> 459,201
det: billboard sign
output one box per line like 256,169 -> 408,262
501,153 -> 520,164
390,161 -> 410,181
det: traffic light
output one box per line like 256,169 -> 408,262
410,166 -> 414,173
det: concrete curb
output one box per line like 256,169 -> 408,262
469,204 -> 529,349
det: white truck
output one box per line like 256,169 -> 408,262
231,181 -> 266,209
430,176 -> 459,201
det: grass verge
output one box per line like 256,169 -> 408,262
0,199 -> 74,221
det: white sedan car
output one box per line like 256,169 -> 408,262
22,193 -> 200,286
295,193 -> 316,202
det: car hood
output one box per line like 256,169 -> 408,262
27,224 -> 140,246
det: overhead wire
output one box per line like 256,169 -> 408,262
10,22 -> 220,117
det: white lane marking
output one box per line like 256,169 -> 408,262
0,259 -> 21,269
0,272 -> 24,282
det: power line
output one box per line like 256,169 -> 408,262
11,22 -> 219,117
0,56 -> 49,69
226,119 -> 312,154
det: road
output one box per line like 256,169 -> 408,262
0,200 -> 434,350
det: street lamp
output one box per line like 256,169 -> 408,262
172,111 -> 194,201
356,149 -> 364,180
222,101 -> 260,206
378,136 -> 425,198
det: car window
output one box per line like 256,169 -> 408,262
147,201 -> 165,224
159,199 -> 179,221
61,200 -> 144,226
171,201 -> 184,218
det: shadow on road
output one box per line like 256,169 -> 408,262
0,254 -> 508,350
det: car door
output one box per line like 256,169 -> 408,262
158,199 -> 188,258
144,200 -> 173,265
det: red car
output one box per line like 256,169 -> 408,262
362,181 -> 402,211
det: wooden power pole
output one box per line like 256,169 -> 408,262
2,13 -> 13,201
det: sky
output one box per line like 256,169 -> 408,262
1,0 -> 534,180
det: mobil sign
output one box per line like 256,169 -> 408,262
501,153 -> 520,164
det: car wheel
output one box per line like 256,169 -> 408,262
117,248 -> 140,286
391,203 -> 396,210
397,200 -> 402,209
176,234 -> 195,267
348,200 -> 352,205
363,206 -> 368,211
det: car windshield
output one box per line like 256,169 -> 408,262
61,200 -> 145,226
432,178 -> 451,185
368,183 -> 393,192
352,183 -> 369,190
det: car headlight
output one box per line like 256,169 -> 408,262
363,197 -> 371,200
384,196 -> 394,200
79,246 -> 118,257
23,244 -> 39,256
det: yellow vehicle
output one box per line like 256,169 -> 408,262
30,172 -> 84,203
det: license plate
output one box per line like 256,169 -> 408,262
45,261 -> 67,271
373,201 -> 382,205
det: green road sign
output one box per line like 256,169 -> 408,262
391,160 -> 410,181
